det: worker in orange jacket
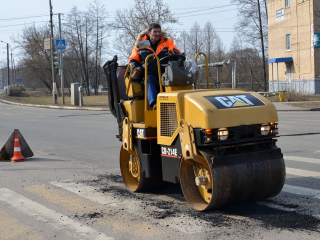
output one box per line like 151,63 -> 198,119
129,23 -> 181,109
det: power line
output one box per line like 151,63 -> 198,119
172,4 -> 236,11
0,21 -> 49,29
0,14 -> 48,22
178,8 -> 238,18
174,4 -> 238,16
0,4 -> 238,29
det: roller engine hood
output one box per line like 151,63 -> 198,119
159,89 -> 278,129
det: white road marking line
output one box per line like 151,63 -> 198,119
260,184 -> 320,216
51,180 -> 208,234
51,180 -> 120,205
52,180 -> 320,228
282,184 -> 320,199
301,119 -> 320,123
286,167 -> 320,179
0,188 -> 114,240
285,156 -> 320,164
260,202 -> 296,212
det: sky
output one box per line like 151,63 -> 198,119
0,0 -> 239,64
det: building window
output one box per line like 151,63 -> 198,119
285,0 -> 290,8
276,8 -> 285,21
286,34 -> 291,51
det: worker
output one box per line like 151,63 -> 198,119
129,23 -> 182,110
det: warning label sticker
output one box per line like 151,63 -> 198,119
205,94 -> 265,109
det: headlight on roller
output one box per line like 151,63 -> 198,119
260,123 -> 271,135
203,127 -> 229,142
218,128 -> 229,140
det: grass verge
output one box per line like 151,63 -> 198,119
0,90 -> 109,107
286,102 -> 320,109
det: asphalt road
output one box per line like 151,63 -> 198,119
0,102 -> 319,240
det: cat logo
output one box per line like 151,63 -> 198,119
205,94 -> 265,109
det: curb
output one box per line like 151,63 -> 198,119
0,99 -> 109,111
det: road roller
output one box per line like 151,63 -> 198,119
103,41 -> 285,211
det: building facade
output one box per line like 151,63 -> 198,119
268,0 -> 320,94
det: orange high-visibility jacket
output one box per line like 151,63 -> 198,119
129,30 -> 181,75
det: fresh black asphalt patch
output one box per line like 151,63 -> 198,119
81,173 -> 320,233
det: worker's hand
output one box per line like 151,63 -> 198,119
131,66 -> 142,80
167,50 -> 175,56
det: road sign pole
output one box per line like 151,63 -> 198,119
58,13 -> 65,105
49,0 -> 57,104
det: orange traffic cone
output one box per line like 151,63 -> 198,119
11,134 -> 25,162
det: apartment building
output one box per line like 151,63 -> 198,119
268,0 -> 320,94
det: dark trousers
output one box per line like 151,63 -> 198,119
147,74 -> 160,106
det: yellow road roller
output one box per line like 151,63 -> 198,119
103,41 -> 285,211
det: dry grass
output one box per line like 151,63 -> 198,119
267,93 -> 320,102
286,102 -> 320,109
265,92 -> 320,109
2,89 -> 320,110
0,90 -> 109,107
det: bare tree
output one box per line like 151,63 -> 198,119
10,1 -> 111,94
177,21 -> 227,87
228,35 -> 265,91
111,0 -> 178,62
203,21 -> 218,63
12,24 -> 55,91
231,0 -> 268,91
186,22 -> 203,60
64,7 -> 93,95
214,36 -> 226,62
88,0 -> 109,95
176,31 -> 189,55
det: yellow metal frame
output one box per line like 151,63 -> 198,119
122,117 -> 135,155
122,54 -> 163,129
178,119 -> 207,166
124,64 -> 143,97
165,85 -> 192,92
124,64 -> 133,95
122,100 -> 144,123
194,52 -> 209,89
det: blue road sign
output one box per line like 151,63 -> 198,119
56,39 -> 66,50
16,79 -> 23,82
314,33 -> 320,48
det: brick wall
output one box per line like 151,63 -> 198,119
268,0 -> 319,89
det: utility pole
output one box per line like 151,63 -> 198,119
257,0 -> 268,92
58,13 -> 65,105
6,43 -> 10,96
49,0 -> 57,104
13,57 -> 16,85
11,50 -> 14,86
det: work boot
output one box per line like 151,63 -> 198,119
151,102 -> 157,110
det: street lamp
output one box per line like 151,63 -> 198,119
0,40 -> 10,95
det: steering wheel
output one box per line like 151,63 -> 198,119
159,54 -> 186,63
